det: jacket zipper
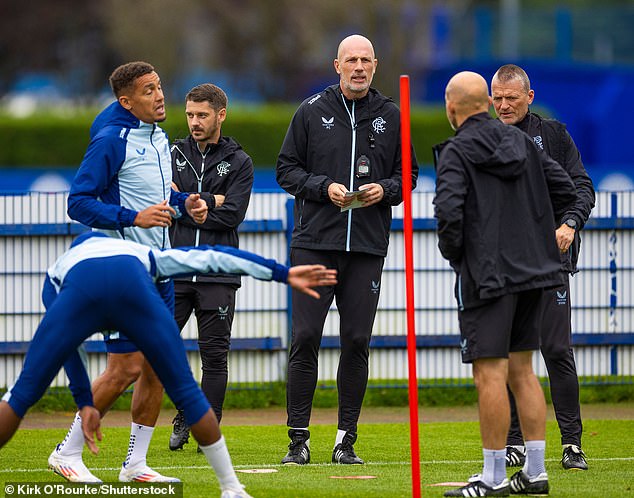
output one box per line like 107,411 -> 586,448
457,274 -> 464,311
341,94 -> 356,252
192,148 -> 207,282
150,124 -> 167,249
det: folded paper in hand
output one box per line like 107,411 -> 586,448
340,190 -> 365,212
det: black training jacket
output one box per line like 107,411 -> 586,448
433,113 -> 577,309
516,111 -> 596,273
170,135 -> 254,284
276,84 -> 418,257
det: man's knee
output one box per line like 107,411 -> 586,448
540,342 -> 570,361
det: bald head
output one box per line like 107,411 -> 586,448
444,71 -> 491,130
337,35 -> 375,60
334,34 -> 377,100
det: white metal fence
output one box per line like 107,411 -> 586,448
0,191 -> 632,390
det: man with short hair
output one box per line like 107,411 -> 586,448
49,61 -> 208,483
276,34 -> 418,465
1,231 -> 338,498
434,71 -> 576,496
168,83 -> 254,450
491,64 -> 595,471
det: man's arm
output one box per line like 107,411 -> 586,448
433,145 -> 468,263
67,135 -> 139,229
176,155 -> 254,231
151,244 -> 336,297
42,275 -> 96,419
276,107 -> 334,202
63,350 -> 95,413
558,130 -> 596,230
375,111 -> 419,207
541,152 -> 577,221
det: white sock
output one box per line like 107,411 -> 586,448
523,440 -> 546,477
123,423 -> 154,469
481,448 -> 507,486
199,435 -> 242,491
55,412 -> 84,458
334,429 -> 347,448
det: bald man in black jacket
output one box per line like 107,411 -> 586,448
434,71 -> 576,497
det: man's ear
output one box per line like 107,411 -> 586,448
118,95 -> 132,111
218,108 -> 227,124
334,59 -> 341,75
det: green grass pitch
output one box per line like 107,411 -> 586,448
1,419 -> 633,497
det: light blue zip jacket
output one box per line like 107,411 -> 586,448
67,102 -> 189,249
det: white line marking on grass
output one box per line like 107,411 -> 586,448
2,457 -> 634,475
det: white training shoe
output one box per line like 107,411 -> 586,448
220,486 -> 253,498
118,464 -> 181,483
48,449 -> 102,483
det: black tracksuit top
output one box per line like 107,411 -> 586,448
433,113 -> 577,309
276,84 -> 419,257
170,135 -> 254,284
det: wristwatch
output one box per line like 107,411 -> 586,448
564,218 -> 577,230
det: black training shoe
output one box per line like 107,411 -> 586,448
444,478 -> 510,497
505,445 -> 526,467
281,429 -> 310,465
509,470 -> 549,495
561,445 -> 588,470
332,431 -> 364,464
169,410 -> 190,451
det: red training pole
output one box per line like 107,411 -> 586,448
400,74 -> 421,497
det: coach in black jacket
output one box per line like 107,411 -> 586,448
276,34 -> 418,466
168,84 -> 254,450
434,71 -> 576,497
491,64 -> 595,471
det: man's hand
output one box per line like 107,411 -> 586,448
185,193 -> 208,224
328,182 -> 354,209
79,406 -> 102,455
214,194 -> 226,208
357,183 -> 384,207
556,223 -> 575,253
288,264 -> 337,299
134,200 -> 176,228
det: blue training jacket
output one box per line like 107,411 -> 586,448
67,102 -> 189,249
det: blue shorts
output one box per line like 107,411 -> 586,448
104,277 -> 175,353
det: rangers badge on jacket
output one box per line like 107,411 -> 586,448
217,161 -> 230,176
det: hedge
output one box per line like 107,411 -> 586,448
0,105 -> 452,168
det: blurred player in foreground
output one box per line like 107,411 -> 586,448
0,232 -> 336,498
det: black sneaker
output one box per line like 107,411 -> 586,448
281,429 -> 310,465
444,478 -> 510,497
505,445 -> 526,467
509,470 -> 549,495
169,410 -> 190,451
561,445 -> 588,470
332,431 -> 364,464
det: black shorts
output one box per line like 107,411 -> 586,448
458,288 -> 548,363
